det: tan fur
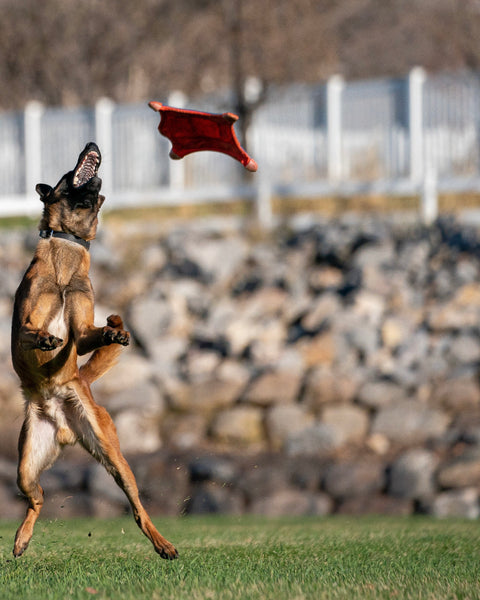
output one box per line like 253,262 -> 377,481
10,143 -> 177,559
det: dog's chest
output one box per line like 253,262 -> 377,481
47,291 -> 68,340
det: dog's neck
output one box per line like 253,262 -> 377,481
39,230 -> 90,251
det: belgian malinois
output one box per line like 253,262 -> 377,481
11,142 -> 178,559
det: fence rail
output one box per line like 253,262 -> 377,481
2,67 -> 480,224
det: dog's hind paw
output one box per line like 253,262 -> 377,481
156,542 -> 179,560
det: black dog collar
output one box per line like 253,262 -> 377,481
40,230 -> 90,251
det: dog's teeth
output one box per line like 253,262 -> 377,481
72,151 -> 100,188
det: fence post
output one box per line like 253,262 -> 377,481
421,166 -> 438,225
167,91 -> 187,190
326,75 -> 344,182
24,101 -> 44,195
408,67 -> 426,183
95,98 -> 114,197
256,174 -> 273,229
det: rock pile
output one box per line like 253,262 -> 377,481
1,212 -> 480,519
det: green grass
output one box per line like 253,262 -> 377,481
0,515 -> 479,599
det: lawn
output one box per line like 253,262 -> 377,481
0,515 -> 479,599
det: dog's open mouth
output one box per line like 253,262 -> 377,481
72,148 -> 101,188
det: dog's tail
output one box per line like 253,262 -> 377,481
79,344 -> 123,384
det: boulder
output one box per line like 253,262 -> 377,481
388,449 -> 439,499
447,334 -> 480,365
337,495 -> 413,516
210,406 -> 265,445
114,410 -> 163,454
303,367 -> 359,411
127,296 -> 176,349
189,456 -> 238,484
297,331 -> 336,367
162,413 -> 208,450
300,293 -> 342,331
265,405 -> 314,451
181,235 -> 248,285
88,463 -> 130,507
175,378 -> 244,413
357,380 -> 406,409
244,371 -> 302,406
437,449 -> 480,489
322,404 -> 369,445
93,353 -> 154,397
250,489 -> 333,517
185,481 -> 244,515
430,377 -> 480,411
323,459 -> 385,500
103,381 -> 165,416
286,423 -> 343,457
381,316 -> 413,349
430,488 -> 479,519
372,400 -> 450,445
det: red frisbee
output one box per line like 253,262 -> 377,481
149,101 -> 258,172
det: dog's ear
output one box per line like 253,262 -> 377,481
35,184 -> 54,203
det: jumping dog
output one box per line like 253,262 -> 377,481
11,142 -> 178,559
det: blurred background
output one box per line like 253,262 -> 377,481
1,0 -> 480,521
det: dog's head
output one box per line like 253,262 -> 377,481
36,142 -> 104,241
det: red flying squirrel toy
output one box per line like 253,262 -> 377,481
149,101 -> 258,172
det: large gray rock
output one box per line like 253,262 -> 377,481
286,423 -> 343,457
244,370 -> 302,406
114,410 -> 163,454
103,381 -> 165,416
250,489 -> 333,517
323,460 -> 385,500
265,405 -> 314,451
303,367 -> 359,411
174,378 -> 244,413
127,296 -> 176,349
372,400 -> 450,445
93,353 -> 154,397
161,413 -> 208,450
210,406 -> 265,445
357,380 -> 406,409
181,235 -> 248,285
322,404 -> 369,445
448,334 -> 480,365
89,463 -> 130,507
185,481 -> 244,515
430,377 -> 480,411
388,449 -> 439,499
437,449 -> 480,489
430,488 -> 479,519
189,456 -> 238,484
337,494 -> 413,516
300,293 -> 342,331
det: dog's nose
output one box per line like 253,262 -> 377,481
83,142 -> 101,158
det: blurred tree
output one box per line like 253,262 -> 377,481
0,0 -> 478,112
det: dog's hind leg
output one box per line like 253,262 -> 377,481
14,407 -> 61,557
70,379 -> 178,559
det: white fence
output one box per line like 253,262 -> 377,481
1,67 -> 480,223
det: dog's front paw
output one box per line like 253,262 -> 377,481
103,325 -> 130,346
37,333 -> 63,351
106,314 -> 124,329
